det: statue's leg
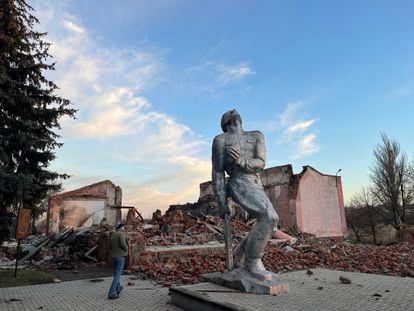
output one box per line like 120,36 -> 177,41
243,208 -> 277,277
234,235 -> 247,268
228,176 -> 278,278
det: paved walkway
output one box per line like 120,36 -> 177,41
0,269 -> 413,311
174,269 -> 414,311
0,276 -> 181,311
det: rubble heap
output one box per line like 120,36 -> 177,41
142,209 -> 251,247
134,238 -> 413,286
1,206 -> 412,288
0,227 -> 103,270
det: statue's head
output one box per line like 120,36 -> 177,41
221,109 -> 242,132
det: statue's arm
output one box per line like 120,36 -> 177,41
243,132 -> 266,173
212,136 -> 229,218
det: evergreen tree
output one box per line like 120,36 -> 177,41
0,0 -> 75,243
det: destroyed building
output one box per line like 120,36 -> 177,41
198,165 -> 347,238
47,180 -> 122,234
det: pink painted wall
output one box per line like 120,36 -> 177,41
336,177 -> 348,236
296,168 -> 346,237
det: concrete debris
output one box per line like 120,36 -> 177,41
284,246 -> 295,252
84,246 -> 98,262
6,298 -> 22,303
339,276 -> 352,284
0,227 -> 102,270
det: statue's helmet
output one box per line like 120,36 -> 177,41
221,109 -> 242,132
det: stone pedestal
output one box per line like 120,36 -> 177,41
201,268 -> 289,295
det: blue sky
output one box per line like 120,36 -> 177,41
30,0 -> 414,217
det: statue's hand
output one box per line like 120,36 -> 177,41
219,204 -> 231,219
227,146 -> 246,168
227,146 -> 240,161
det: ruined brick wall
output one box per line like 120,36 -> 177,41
47,196 -> 62,234
261,165 -> 295,230
105,185 -> 120,225
47,180 -> 121,234
61,199 -> 106,228
196,164 -> 346,237
198,165 -> 296,230
200,181 -> 214,198
58,180 -> 115,198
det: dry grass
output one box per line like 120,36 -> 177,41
0,269 -> 55,288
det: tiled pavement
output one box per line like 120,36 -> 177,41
1,268 -> 413,311
174,268 -> 414,311
0,276 -> 181,311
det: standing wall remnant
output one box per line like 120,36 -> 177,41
47,180 -> 122,234
197,164 -> 347,238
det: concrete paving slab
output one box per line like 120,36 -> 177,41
1,269 -> 413,311
0,276 -> 181,311
171,268 -> 414,311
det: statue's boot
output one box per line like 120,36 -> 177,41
245,257 -> 272,281
243,218 -> 274,280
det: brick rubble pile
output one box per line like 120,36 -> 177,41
134,239 -> 413,286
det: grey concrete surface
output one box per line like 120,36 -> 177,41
0,276 -> 181,311
171,268 -> 414,311
1,269 -> 413,311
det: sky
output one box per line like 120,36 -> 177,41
29,0 -> 414,217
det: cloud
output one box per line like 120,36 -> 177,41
180,60 -> 255,96
277,101 -> 302,127
217,63 -> 255,85
62,20 -> 85,35
123,157 -> 211,217
272,101 -> 320,159
395,86 -> 413,97
294,134 -> 319,159
286,119 -> 318,136
69,92 -> 151,138
31,1 -> 211,216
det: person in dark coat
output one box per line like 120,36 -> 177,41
108,223 -> 128,299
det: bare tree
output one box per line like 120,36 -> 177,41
345,207 -> 365,243
369,133 -> 408,229
346,188 -> 382,244
401,156 -> 414,223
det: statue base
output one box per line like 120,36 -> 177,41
201,268 -> 289,295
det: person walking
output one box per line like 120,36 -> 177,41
108,223 -> 128,299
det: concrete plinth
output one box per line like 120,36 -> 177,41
170,284 -> 245,311
201,268 -> 289,295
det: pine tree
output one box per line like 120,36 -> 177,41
0,0 -> 76,243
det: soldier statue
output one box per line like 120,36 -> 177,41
212,109 -> 278,280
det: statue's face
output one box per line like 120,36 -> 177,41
225,117 -> 241,133
221,109 -> 242,132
